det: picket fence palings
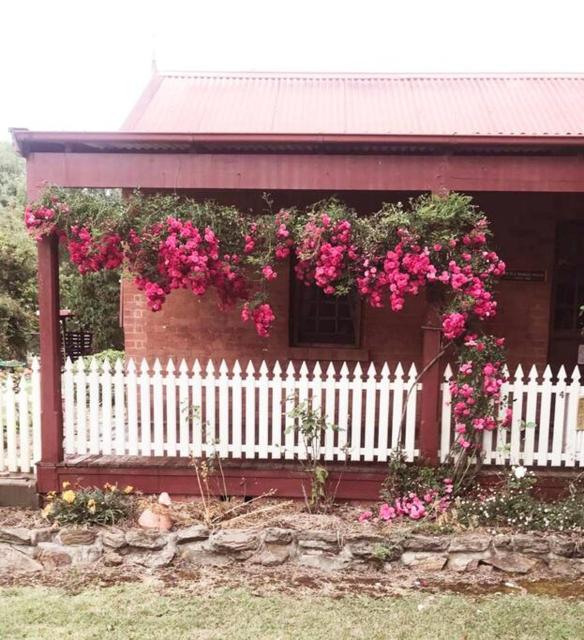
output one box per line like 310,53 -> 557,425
258,361 -> 269,459
18,376 -> 30,472
350,362 -> 363,460
191,360 -> 203,458
377,363 -> 390,462
7,356 -> 584,476
164,359 -> 177,457
218,360 -> 230,458
178,359 -> 190,458
243,361 -> 255,459
565,366 -> 581,466
139,359 -> 151,457
231,361 -> 243,459
88,358 -> 101,455
337,363 -> 350,460
284,362 -> 296,460
551,366 -> 567,467
509,365 -> 524,465
536,366 -> 553,466
391,363 -> 404,452
440,364 -> 453,462
31,357 -> 41,465
297,362 -> 309,460
63,359 -> 75,455
271,361 -> 283,459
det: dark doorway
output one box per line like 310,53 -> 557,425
549,221 -> 584,373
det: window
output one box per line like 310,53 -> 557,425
291,281 -> 360,347
552,222 -> 584,334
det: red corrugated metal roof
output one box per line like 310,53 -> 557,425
121,72 -> 584,138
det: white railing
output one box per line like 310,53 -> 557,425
0,359 -> 41,473
3,357 -> 584,474
60,358 -> 421,463
441,363 -> 584,467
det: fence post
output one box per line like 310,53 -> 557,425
36,233 -> 63,491
419,311 -> 442,465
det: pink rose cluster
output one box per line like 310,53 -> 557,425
24,198 -> 70,237
24,205 -> 56,233
357,234 -> 436,311
67,226 -> 124,274
359,479 -> 453,524
241,302 -> 276,337
295,214 -> 359,294
131,217 -> 252,326
449,335 -> 511,449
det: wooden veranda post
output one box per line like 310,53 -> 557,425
419,320 -> 442,464
36,233 -> 63,491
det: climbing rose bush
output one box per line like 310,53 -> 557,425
25,190 -> 510,455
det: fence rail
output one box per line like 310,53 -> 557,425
2,357 -> 584,475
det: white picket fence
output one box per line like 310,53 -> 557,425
0,359 -> 41,473
2,357 -> 584,474
58,357 -> 421,464
441,363 -> 584,467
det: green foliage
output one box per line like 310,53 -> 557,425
0,146 -> 124,357
43,482 -> 135,526
59,264 -> 124,351
0,143 -> 37,359
287,400 -> 338,512
381,448 -> 450,501
87,348 -> 125,367
455,467 -> 584,532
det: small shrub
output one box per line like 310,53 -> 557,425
42,482 -> 135,526
365,448 -> 454,523
454,466 -> 584,532
287,400 -> 339,512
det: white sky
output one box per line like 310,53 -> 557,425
1,0 -> 583,140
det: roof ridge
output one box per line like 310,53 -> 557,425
158,70 -> 584,81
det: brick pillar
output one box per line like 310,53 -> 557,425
36,233 -> 63,492
419,306 -> 442,465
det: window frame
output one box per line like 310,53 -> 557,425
289,265 -> 362,348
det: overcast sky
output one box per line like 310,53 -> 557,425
1,0 -> 583,140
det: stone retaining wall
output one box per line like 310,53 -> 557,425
1,525 -> 584,576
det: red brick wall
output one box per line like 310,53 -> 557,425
122,190 -> 584,371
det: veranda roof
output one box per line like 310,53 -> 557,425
122,71 -> 584,138
12,72 -> 584,156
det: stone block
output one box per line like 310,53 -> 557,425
401,552 -> 448,571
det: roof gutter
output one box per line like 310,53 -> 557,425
11,128 -> 584,157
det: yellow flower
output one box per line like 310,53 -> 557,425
62,481 -> 71,489
87,499 -> 96,514
46,491 -> 56,501
41,503 -> 53,518
62,489 -> 76,504
123,485 -> 134,494
104,482 -> 117,492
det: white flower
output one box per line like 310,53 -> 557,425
513,465 -> 527,479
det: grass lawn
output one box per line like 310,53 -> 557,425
0,584 -> 583,640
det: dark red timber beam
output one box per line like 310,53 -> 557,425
25,151 -> 584,193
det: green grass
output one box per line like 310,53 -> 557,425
1,585 -> 583,640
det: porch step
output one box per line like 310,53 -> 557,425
0,475 -> 39,508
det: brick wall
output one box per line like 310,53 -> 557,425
121,190 -> 584,372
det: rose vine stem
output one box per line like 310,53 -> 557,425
395,339 -> 452,450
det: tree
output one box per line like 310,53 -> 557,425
0,143 -> 37,359
0,142 -> 123,359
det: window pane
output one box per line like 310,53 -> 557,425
294,283 -> 357,346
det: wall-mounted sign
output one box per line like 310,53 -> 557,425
577,397 -> 584,431
502,270 -> 546,283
